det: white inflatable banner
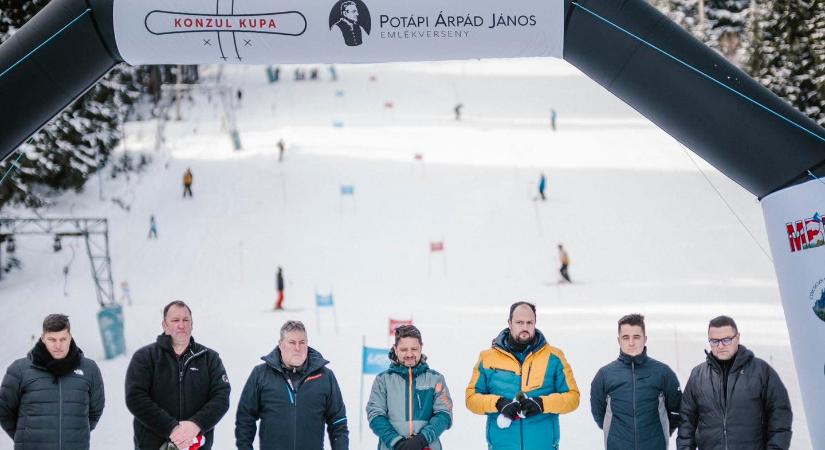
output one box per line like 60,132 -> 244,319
113,0 -> 564,64
761,178 -> 825,448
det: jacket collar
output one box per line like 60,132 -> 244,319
388,361 -> 430,377
262,346 -> 328,374
156,334 -> 201,356
492,328 -> 547,356
617,348 -> 649,365
28,339 -> 83,376
704,344 -> 753,372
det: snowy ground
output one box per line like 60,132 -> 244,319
0,58 -> 811,449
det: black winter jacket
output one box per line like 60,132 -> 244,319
591,349 -> 681,450
235,347 -> 349,450
0,348 -> 104,450
677,346 -> 792,450
125,335 -> 230,450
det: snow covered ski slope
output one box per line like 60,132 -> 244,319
0,59 -> 810,449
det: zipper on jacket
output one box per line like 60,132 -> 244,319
519,353 -> 533,450
408,366 -> 414,437
631,362 -> 637,450
177,348 -> 207,418
281,373 -> 299,450
178,356 -> 185,417
525,362 -> 533,387
723,378 -> 728,450
284,376 -> 297,402
294,378 -> 298,450
722,363 -> 732,450
709,360 -> 730,450
59,377 -> 63,450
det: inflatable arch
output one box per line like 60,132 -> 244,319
0,0 -> 823,445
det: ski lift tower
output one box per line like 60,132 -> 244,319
0,217 -> 125,358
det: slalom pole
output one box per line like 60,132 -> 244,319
315,286 -> 321,335
359,335 -> 365,442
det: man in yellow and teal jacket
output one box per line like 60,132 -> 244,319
466,302 -> 580,450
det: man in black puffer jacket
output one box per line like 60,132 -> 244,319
235,320 -> 349,450
0,314 -> 105,450
677,316 -> 792,450
591,314 -> 681,450
125,301 -> 230,450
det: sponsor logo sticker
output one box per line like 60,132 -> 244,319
786,212 -> 824,253
811,277 -> 825,323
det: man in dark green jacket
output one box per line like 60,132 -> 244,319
591,314 -> 681,450
235,320 -> 348,450
0,314 -> 104,450
125,301 -> 231,450
677,316 -> 792,450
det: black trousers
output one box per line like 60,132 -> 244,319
560,264 -> 571,282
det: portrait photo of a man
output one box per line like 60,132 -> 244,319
330,0 -> 370,46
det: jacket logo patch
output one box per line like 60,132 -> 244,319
73,369 -> 84,376
305,374 -> 323,382
190,367 -> 199,371
222,374 -> 229,383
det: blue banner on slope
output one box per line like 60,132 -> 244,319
362,346 -> 390,375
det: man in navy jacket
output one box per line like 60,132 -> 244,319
591,314 -> 682,450
235,320 -> 349,450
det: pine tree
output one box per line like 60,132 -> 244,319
810,2 -> 825,122
749,0 -> 825,127
0,0 -> 143,209
705,0 -> 751,61
667,0 -> 704,38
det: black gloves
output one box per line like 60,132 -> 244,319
394,434 -> 428,450
520,395 -> 544,417
496,397 -> 521,420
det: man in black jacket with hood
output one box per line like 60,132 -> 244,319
677,315 -> 792,450
235,320 -> 349,450
0,314 -> 104,450
125,301 -> 230,450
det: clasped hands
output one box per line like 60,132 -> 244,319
169,421 -> 201,450
496,394 -> 544,420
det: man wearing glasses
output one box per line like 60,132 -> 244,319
677,315 -> 792,449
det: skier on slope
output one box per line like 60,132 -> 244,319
277,139 -> 286,163
183,169 -> 194,198
558,244 -> 571,283
538,173 -> 547,201
275,267 -> 285,310
148,215 -> 158,239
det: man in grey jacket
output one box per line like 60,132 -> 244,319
0,314 -> 105,449
367,325 -> 452,450
677,315 -> 792,450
